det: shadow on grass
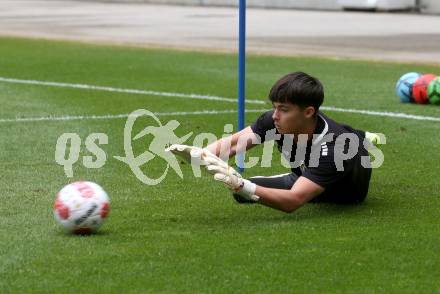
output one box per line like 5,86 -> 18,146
153,196 -> 389,230
54,229 -> 112,237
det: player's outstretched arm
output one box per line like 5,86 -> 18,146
255,177 -> 324,213
205,158 -> 324,213
166,125 -> 259,164
205,126 -> 259,160
166,144 -> 324,213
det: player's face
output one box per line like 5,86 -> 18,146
272,102 -> 309,135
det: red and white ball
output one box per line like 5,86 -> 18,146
54,181 -> 110,234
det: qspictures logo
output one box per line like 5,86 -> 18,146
55,109 -> 386,185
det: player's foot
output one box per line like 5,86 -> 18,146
365,131 -> 383,145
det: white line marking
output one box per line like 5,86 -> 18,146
2,106 -> 440,124
0,77 -> 266,105
0,109 -> 266,123
1,76 -> 440,123
321,106 -> 440,122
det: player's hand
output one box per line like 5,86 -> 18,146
206,162 -> 259,202
165,144 -> 203,164
165,144 -> 220,166
166,144 -> 259,201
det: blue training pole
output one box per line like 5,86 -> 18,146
237,0 -> 246,172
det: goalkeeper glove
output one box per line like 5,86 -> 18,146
166,144 -> 233,167
166,144 -> 259,202
165,144 -> 210,165
205,162 -> 259,202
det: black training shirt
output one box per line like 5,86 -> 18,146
250,110 -> 370,190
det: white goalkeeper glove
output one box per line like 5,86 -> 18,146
165,144 -> 211,165
165,144 -> 259,202
166,144 -> 236,168
205,160 -> 259,202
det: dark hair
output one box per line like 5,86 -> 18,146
269,72 -> 324,113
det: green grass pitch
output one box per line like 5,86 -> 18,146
1,37 -> 440,293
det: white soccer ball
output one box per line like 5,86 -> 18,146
54,181 -> 110,234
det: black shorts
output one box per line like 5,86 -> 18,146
233,168 -> 371,204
